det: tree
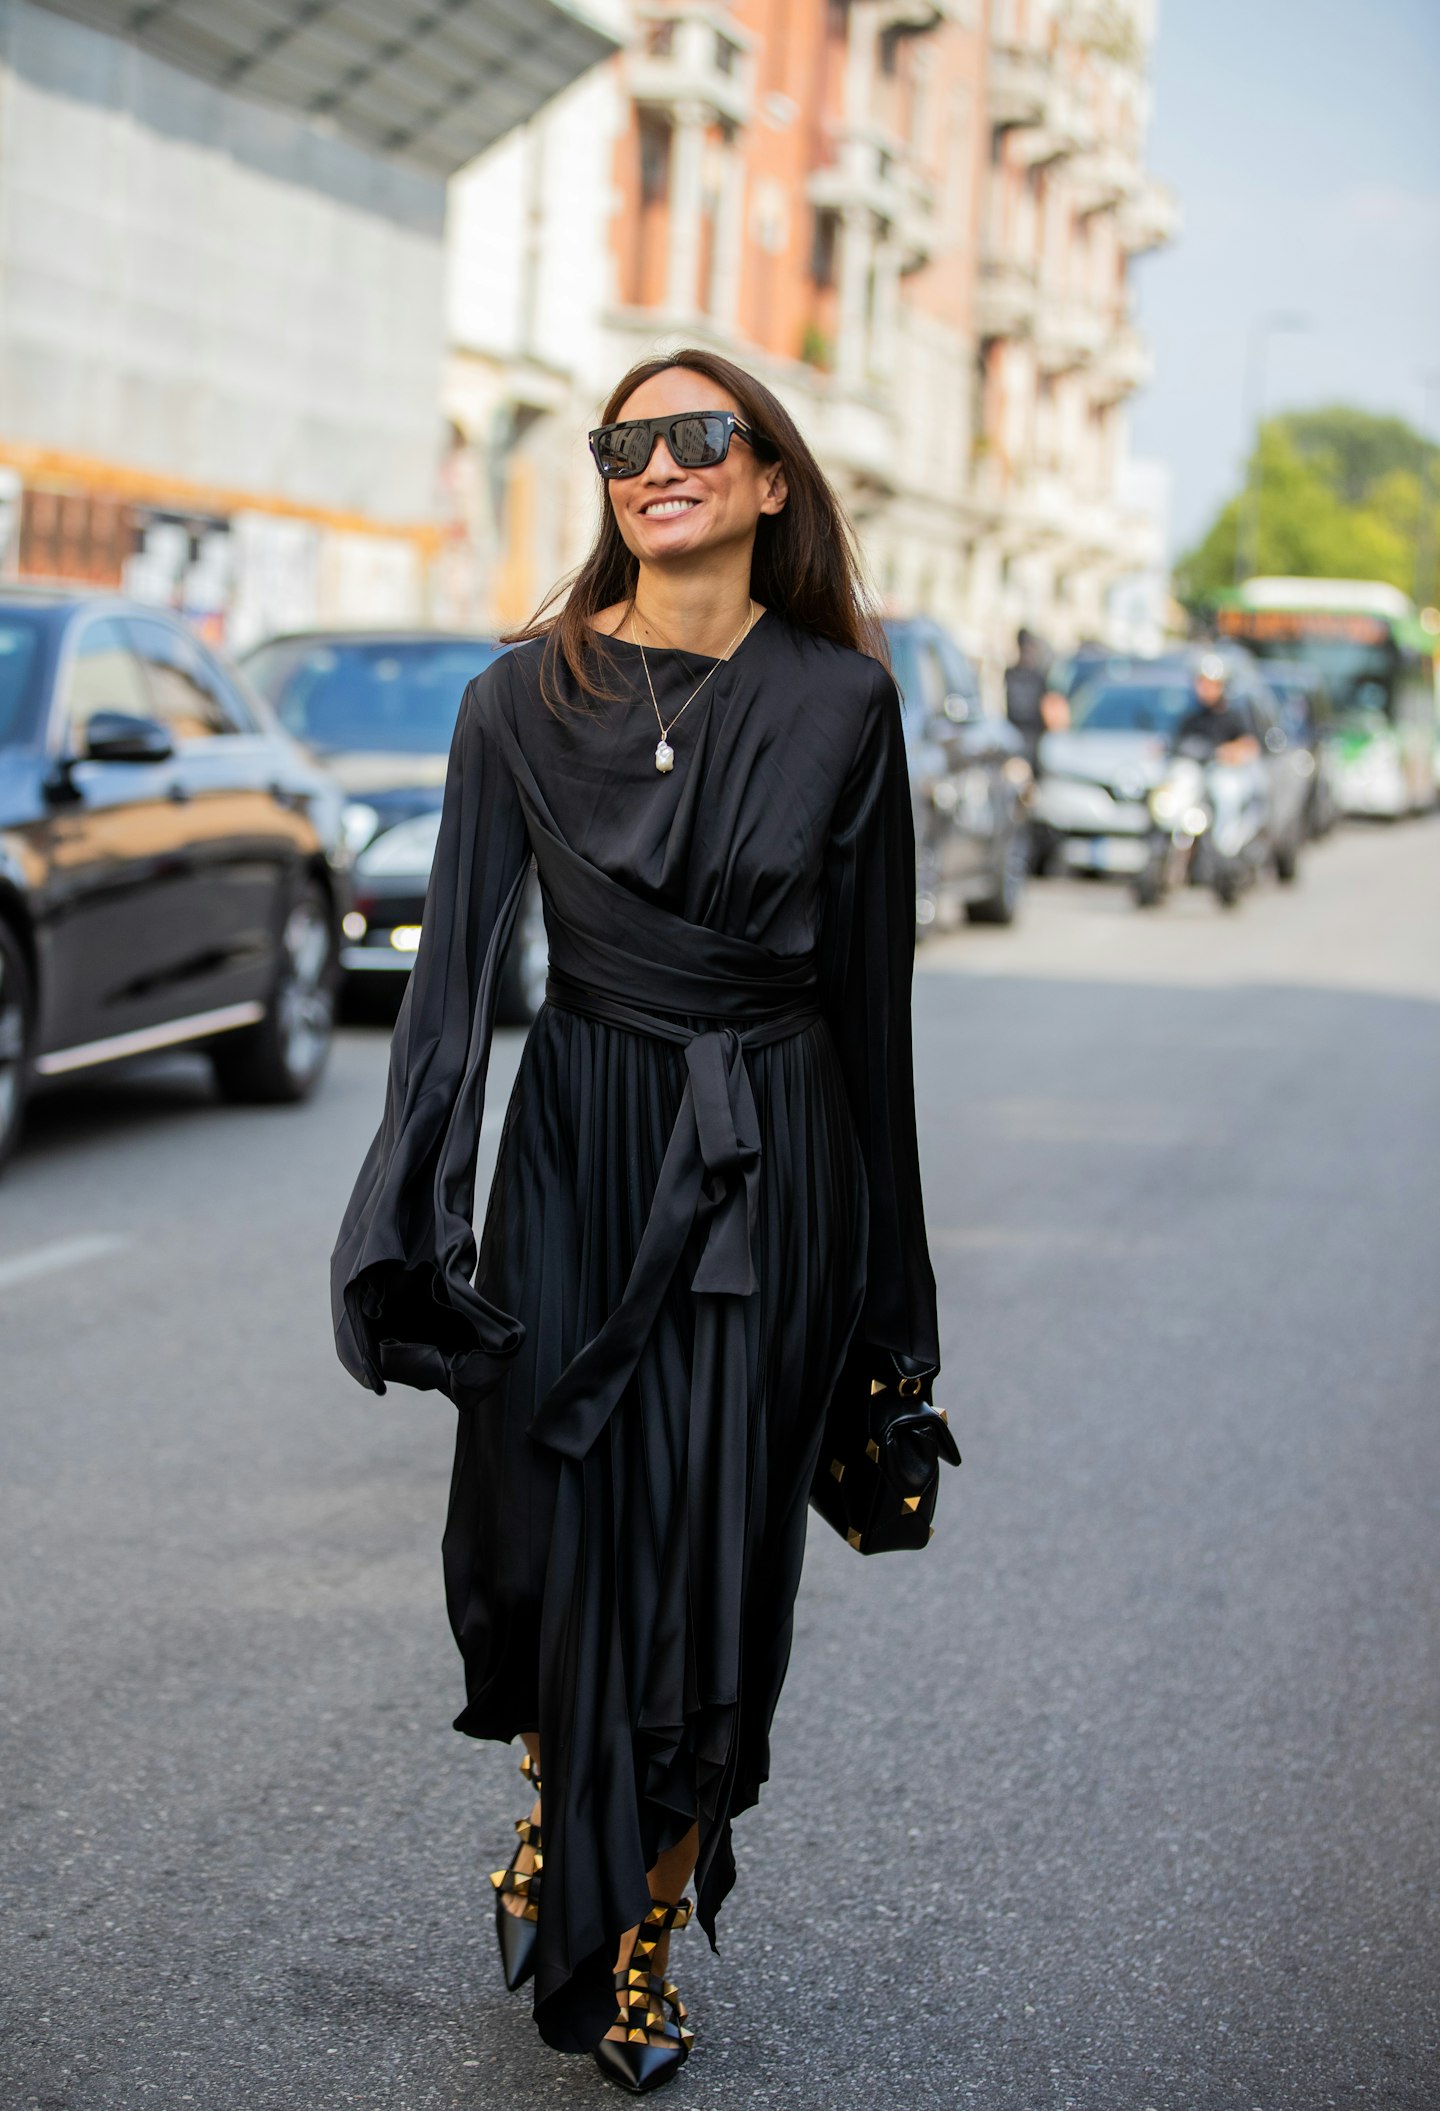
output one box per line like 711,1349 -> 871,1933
1176,406 -> 1440,611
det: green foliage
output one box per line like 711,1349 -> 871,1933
1176,406 -> 1440,610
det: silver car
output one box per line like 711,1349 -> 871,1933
1032,653 -> 1311,883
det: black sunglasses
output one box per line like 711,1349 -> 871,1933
588,410 -> 774,480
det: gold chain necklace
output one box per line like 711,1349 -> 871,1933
630,599 -> 757,773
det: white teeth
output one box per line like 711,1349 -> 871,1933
644,499 -> 698,517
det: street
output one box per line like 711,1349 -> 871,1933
4,820 -> 1438,2111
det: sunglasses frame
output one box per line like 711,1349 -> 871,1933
587,409 -> 774,481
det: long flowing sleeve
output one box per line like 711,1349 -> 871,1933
817,661 -> 940,1387
330,667 -> 532,1402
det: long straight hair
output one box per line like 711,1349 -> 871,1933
503,349 -> 887,708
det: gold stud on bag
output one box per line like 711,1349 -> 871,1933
810,1347 -> 959,1555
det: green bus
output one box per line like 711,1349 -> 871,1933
1213,577 -> 1439,817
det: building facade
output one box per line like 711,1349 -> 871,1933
964,0 -> 1177,666
0,0 -> 619,646
444,0 -> 1174,681
443,0 -> 993,642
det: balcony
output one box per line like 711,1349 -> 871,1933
805,389 -> 898,494
630,8 -> 754,128
987,43 -> 1049,130
809,132 -> 934,262
1067,143 -> 1139,216
1033,300 -> 1106,372
1117,177 -> 1181,253
1010,82 -> 1094,165
975,258 -> 1038,340
1091,323 -> 1153,401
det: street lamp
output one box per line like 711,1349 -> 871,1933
1233,311 -> 1310,587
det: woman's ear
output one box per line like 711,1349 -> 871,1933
760,462 -> 789,516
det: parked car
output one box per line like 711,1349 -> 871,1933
1031,648 -> 1310,885
239,630 -> 547,1024
0,589 -> 348,1172
884,616 -> 1031,929
1253,658 -> 1339,837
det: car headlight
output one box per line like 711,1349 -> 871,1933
1150,782 -> 1186,823
355,810 -> 443,878
342,801 -> 382,855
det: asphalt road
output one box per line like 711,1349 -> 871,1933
4,818 -> 1438,2111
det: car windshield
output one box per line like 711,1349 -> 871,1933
1070,679 -> 1195,734
0,614 -> 45,744
242,638 -> 501,754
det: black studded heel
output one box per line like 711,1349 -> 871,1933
593,1896 -> 695,2095
490,1748 -> 542,1992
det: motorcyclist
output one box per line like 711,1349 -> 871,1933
1173,652 -> 1260,765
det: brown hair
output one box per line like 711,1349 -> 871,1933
502,348 -> 887,708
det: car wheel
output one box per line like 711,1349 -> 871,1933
1133,854 -> 1166,908
212,881 -> 337,1104
0,920 -> 35,1174
496,873 -> 549,1027
966,824 -> 1027,926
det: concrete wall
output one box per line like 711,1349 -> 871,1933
0,0 -> 447,522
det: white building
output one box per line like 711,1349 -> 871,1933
0,0 -> 619,645
964,0 -> 1177,670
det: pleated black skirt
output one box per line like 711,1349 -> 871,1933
440,998 -> 867,2051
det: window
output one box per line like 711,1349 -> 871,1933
62,616 -> 151,741
811,208 -> 838,289
639,116 -> 671,207
124,616 -> 244,741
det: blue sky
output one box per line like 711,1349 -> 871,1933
1129,0 -> 1440,554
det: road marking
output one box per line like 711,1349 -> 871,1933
0,1232 -> 129,1292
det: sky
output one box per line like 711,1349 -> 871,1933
1128,0 -> 1440,555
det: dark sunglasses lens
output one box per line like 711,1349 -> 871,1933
594,424 -> 653,477
667,414 -> 729,468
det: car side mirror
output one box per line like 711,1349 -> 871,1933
83,711 -> 175,764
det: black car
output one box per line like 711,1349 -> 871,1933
239,630 -> 547,1024
0,590 -> 348,1171
884,616 -> 1030,929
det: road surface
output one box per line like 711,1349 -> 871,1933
4,817 -> 1437,2109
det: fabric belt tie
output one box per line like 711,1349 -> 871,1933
526,971 -> 820,1461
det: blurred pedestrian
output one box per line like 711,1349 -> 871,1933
331,350 -> 945,2090
1004,626 -> 1052,761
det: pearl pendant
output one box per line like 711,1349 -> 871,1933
654,739 -> 675,773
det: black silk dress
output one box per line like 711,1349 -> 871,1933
330,612 -> 939,2053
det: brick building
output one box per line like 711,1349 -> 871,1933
444,0 -> 1174,680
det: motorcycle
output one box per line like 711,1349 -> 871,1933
1190,743 -> 1271,908
1132,753 -> 1208,908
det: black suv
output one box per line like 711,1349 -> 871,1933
240,629 -> 547,1024
0,591 -> 348,1171
884,616 -> 1031,930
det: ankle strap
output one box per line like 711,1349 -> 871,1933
633,1896 -> 692,1955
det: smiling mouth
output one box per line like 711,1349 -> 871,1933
641,497 -> 700,517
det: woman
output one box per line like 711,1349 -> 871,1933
331,349 -> 940,2092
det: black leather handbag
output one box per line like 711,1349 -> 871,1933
810,1347 -> 960,1554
